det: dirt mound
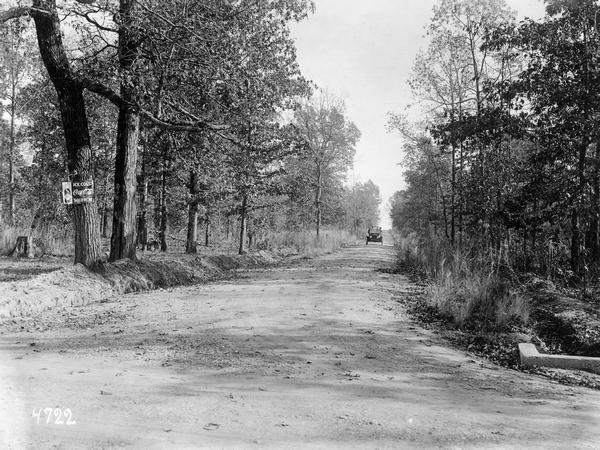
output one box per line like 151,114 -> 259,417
0,251 -> 279,318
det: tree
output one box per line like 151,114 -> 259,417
406,0 -> 517,247
0,17 -> 36,226
485,0 -> 600,276
1,0 -> 313,266
293,91 -> 360,237
387,121 -> 451,236
342,180 -> 381,236
226,123 -> 302,254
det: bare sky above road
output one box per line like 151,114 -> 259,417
290,0 -> 545,228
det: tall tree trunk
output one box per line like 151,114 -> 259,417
8,82 -> 16,226
31,2 -> 101,268
136,181 -> 148,248
137,135 -> 149,250
185,205 -> 198,253
458,139 -> 464,250
159,153 -> 168,252
153,194 -> 161,230
101,142 -> 111,239
589,142 -> 600,262
571,139 -> 589,277
315,167 -> 322,237
239,195 -> 248,254
571,207 -> 581,276
101,203 -> 109,238
450,143 -> 456,246
186,168 -> 198,254
109,0 -> 140,261
204,209 -> 210,246
110,105 -> 138,260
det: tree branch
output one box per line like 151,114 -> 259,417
71,9 -> 117,33
0,6 -> 52,23
81,77 -> 236,139
0,6 -> 29,23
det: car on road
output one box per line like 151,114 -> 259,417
366,227 -> 383,245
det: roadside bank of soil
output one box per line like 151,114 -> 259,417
393,272 -> 600,391
527,283 -> 600,358
0,251 -> 278,318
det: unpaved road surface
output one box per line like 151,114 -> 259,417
1,245 -> 600,449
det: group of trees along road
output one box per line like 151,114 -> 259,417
0,0 -> 380,268
389,0 -> 600,282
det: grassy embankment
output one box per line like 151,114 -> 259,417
0,226 -> 356,318
396,232 -> 529,332
394,232 -> 600,388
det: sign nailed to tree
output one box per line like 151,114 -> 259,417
62,181 -> 73,205
72,180 -> 94,204
62,180 -> 94,204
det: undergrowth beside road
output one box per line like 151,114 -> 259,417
0,225 -> 355,259
0,228 -> 355,319
0,225 -> 73,257
253,228 -> 354,257
394,279 -> 600,390
393,233 -> 600,390
396,232 -> 529,332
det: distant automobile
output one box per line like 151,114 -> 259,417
366,227 -> 383,245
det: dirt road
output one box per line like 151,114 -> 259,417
1,244 -> 600,449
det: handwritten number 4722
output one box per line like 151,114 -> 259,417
32,408 -> 76,425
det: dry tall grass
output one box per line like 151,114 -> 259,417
396,232 -> 529,331
254,228 -> 355,257
0,225 -> 73,257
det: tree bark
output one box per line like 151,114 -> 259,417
137,134 -> 149,250
158,141 -> 169,252
186,206 -> 198,253
110,104 -> 139,260
101,203 -> 109,238
8,81 -> 16,226
186,168 -> 198,254
239,195 -> 248,254
109,0 -> 140,261
588,142 -> 600,262
204,209 -> 210,246
31,1 -> 101,268
450,143 -> 456,246
315,166 -> 322,237
571,207 -> 581,276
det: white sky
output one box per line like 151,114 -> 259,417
290,0 -> 545,228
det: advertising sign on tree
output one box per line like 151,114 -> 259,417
62,181 -> 73,205
72,180 -> 94,204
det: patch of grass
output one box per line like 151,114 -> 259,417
395,288 -> 523,367
426,272 -> 529,331
394,231 -> 600,389
412,248 -> 530,332
253,228 -> 355,257
0,225 -> 73,257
